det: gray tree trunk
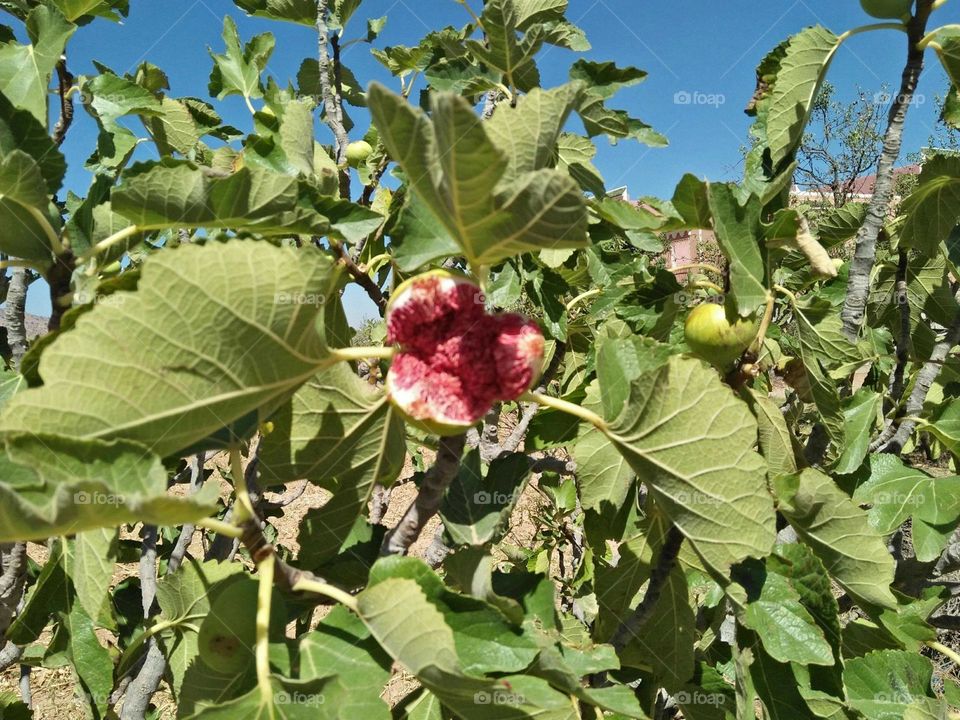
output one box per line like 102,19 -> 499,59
5,268 -> 29,370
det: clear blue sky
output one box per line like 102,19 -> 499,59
24,0 -> 960,320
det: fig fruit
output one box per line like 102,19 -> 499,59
196,577 -> 285,675
345,140 -> 373,167
385,270 -> 544,435
684,301 -> 759,369
859,0 -> 912,19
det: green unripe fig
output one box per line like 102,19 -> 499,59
196,577 -> 285,675
684,302 -> 759,369
345,140 -> 373,167
859,0 -> 912,19
101,260 -> 122,275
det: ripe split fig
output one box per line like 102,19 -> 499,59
859,0 -> 912,19
684,301 -> 759,370
385,270 -> 545,435
345,140 -> 374,167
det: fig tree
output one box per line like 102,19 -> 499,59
385,270 -> 544,435
345,140 -> 373,167
684,301 -> 759,369
859,0 -> 912,19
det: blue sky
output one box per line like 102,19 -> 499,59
25,0 -> 960,319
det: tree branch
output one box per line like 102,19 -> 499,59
0,642 -> 21,673
51,57 -> 75,148
118,526 -> 161,720
316,0 -> 350,199
4,269 -> 30,369
609,525 -> 684,654
0,542 -> 27,647
528,456 -> 576,475
332,239 -> 387,314
119,454 -> 205,719
887,248 -> 912,409
841,0 -> 935,339
380,434 -> 466,555
874,306 -> 960,453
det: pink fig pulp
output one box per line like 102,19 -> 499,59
385,270 -> 545,435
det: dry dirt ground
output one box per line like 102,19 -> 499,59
3,430 -> 958,717
0,441 -> 554,719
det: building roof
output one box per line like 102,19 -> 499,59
799,164 -> 921,198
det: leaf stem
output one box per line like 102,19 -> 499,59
918,24 -> 960,47
76,224 -> 141,264
195,517 -> 244,538
330,345 -> 396,363
0,259 -> 47,273
291,577 -> 359,612
686,280 -> 724,294
519,391 -> 607,430
838,22 -> 909,43
361,253 -> 392,272
25,206 -> 63,257
229,445 -> 256,524
255,552 -> 274,704
566,288 -> 601,312
455,0 -> 482,27
750,292 -> 776,355
244,95 -> 257,115
772,284 -> 797,306
927,640 -> 960,667
668,263 -> 723,276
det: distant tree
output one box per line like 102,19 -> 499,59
795,81 -> 887,207
911,88 -> 960,158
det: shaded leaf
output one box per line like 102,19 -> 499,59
0,241 -> 340,458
